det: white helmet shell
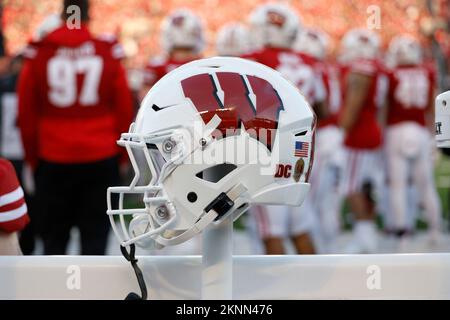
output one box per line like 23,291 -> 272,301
340,28 -> 380,62
436,90 -> 450,148
388,35 -> 423,66
294,28 -> 329,60
160,9 -> 205,54
107,57 -> 316,248
248,3 -> 301,48
216,23 -> 252,57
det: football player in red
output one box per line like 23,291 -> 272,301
139,9 -> 205,101
338,28 -> 387,254
137,9 -> 206,256
385,35 -> 442,249
293,28 -> 344,253
0,157 -> 29,255
2,14 -> 63,255
17,0 -> 134,255
246,3 -> 322,255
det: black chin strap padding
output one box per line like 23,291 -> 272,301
121,244 -> 148,300
205,192 -> 234,221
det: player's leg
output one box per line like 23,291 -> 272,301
385,127 -> 409,234
343,149 -> 379,253
78,157 -> 119,255
293,145 -> 321,254
291,208 -> 316,254
315,127 -> 344,253
412,134 -> 442,243
252,205 -> 288,254
316,158 -> 343,253
35,161 -> 75,254
11,160 -> 37,254
406,175 -> 419,232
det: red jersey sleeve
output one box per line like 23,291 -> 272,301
17,45 -> 40,169
428,64 -> 437,110
113,63 -> 134,163
0,159 -> 30,233
143,57 -> 167,87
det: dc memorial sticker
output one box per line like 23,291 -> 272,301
293,158 -> 305,182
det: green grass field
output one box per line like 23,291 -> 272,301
339,151 -> 450,231
435,152 -> 450,225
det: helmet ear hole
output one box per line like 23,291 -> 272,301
187,192 -> 198,203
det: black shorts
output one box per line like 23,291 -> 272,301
35,156 -> 120,255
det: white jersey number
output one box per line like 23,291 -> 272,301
394,70 -> 429,109
276,53 -> 325,105
47,55 -> 103,107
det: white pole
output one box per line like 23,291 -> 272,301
201,214 -> 233,300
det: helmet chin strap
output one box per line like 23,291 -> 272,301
119,183 -> 247,300
154,183 -> 248,247
120,244 -> 148,300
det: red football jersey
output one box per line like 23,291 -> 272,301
318,62 -> 343,128
0,158 -> 29,233
18,25 -> 134,167
143,56 -> 198,87
243,48 -> 326,106
386,64 -> 435,127
340,58 -> 387,149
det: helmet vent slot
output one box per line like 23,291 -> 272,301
294,130 -> 307,137
195,163 -> 237,183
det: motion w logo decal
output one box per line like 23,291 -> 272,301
181,72 -> 284,149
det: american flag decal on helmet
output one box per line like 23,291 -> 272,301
294,141 -> 309,158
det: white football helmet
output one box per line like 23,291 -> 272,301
160,9 -> 205,54
107,57 -> 316,248
248,3 -> 301,48
216,23 -> 252,57
388,35 -> 423,66
294,28 -> 328,60
435,90 -> 450,148
340,28 -> 380,62
33,14 -> 62,41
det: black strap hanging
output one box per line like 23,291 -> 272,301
120,244 -> 148,300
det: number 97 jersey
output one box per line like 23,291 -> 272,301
386,63 -> 436,127
22,32 -> 125,116
18,26 -> 133,166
